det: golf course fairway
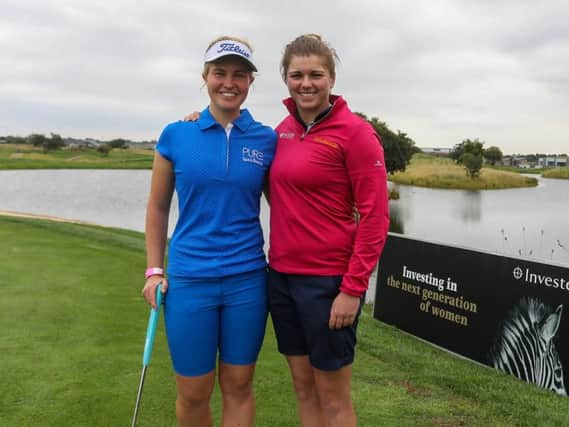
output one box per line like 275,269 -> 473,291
1,215 -> 568,426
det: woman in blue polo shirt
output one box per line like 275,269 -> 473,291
141,36 -> 276,426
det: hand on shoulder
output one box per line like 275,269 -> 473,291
183,111 -> 201,122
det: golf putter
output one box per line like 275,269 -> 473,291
131,283 -> 163,427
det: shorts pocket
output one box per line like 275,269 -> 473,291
330,327 -> 352,358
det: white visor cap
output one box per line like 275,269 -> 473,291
204,40 -> 257,72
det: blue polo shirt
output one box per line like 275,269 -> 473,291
156,107 -> 276,278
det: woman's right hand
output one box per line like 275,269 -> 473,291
183,111 -> 201,122
142,275 -> 169,310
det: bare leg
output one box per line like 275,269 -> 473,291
286,355 -> 326,427
175,370 -> 216,427
219,362 -> 256,427
313,364 -> 356,427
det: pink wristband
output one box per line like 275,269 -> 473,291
145,267 -> 164,279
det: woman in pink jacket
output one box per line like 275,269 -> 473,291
267,34 -> 389,427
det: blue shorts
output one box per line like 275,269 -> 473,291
268,268 -> 363,371
164,268 -> 268,377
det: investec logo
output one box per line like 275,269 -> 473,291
512,266 -> 569,290
242,147 -> 263,166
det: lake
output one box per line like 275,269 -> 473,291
1,169 -> 568,302
389,176 -> 569,266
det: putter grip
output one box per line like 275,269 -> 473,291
142,284 -> 163,366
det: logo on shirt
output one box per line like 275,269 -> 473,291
242,147 -> 264,166
374,159 -> 383,167
279,132 -> 295,140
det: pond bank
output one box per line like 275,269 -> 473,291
390,154 -> 538,190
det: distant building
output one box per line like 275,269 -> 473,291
64,137 -> 102,148
538,156 -> 568,168
128,141 -> 156,149
420,147 -> 452,156
517,159 -> 533,169
501,155 -> 537,168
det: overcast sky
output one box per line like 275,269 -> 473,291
1,0 -> 567,154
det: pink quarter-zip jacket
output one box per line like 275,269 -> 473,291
268,95 -> 390,297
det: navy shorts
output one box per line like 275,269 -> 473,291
164,268 -> 268,377
267,268 -> 363,371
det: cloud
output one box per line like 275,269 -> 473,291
1,0 -> 568,153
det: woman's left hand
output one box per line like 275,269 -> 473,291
329,292 -> 361,330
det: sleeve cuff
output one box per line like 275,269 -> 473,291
339,283 -> 365,298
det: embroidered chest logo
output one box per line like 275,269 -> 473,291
242,147 -> 264,166
279,132 -> 295,140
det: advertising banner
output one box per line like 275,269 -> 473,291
373,233 -> 569,395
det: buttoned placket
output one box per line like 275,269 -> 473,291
224,123 -> 234,174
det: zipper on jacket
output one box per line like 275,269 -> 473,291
301,122 -> 316,139
299,105 -> 333,139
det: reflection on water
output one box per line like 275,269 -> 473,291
458,191 -> 481,222
389,204 -> 404,234
1,169 -> 568,266
389,175 -> 569,266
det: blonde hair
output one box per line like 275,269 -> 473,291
280,33 -> 339,81
203,35 -> 255,77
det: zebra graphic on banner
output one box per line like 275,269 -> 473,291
489,297 -> 566,396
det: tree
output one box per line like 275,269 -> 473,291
355,113 -> 418,173
44,133 -> 65,151
27,133 -> 48,147
484,146 -> 503,165
450,138 -> 488,178
3,135 -> 27,144
450,138 -> 485,164
108,138 -> 129,149
462,152 -> 483,178
396,131 -> 418,166
26,133 -> 64,151
97,143 -> 112,156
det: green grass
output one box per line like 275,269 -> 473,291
2,216 -> 568,426
488,165 -> 544,175
0,144 -> 154,169
542,168 -> 569,179
390,154 -> 538,190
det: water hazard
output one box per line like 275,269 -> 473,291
1,169 -> 568,268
